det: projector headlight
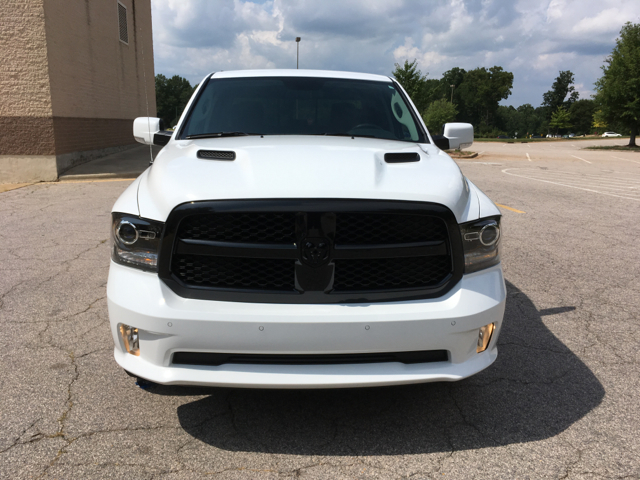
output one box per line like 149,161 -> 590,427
111,213 -> 164,271
460,216 -> 501,274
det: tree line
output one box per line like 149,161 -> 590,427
393,61 -> 613,139
393,21 -> 639,146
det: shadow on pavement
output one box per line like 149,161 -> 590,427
159,280 -> 604,455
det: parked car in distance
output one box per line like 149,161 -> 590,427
602,132 -> 622,137
496,135 -> 508,139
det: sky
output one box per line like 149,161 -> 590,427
150,0 -> 640,107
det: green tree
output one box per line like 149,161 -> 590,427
439,67 -> 467,119
422,99 -> 458,135
569,99 -> 596,135
594,22 -> 640,147
592,110 -> 607,131
496,103 -> 544,137
423,78 -> 445,107
155,74 -> 195,127
457,66 -> 514,132
542,70 -> 580,119
549,106 -> 572,133
392,59 -> 428,113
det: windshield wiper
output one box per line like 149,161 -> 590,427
185,132 -> 253,139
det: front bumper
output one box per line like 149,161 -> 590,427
107,261 -> 506,388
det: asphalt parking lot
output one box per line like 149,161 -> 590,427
1,139 -> 639,479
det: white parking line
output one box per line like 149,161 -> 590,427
533,171 -> 639,187
529,172 -> 640,187
571,155 -> 592,164
526,153 -> 531,161
502,168 -> 640,201
457,162 -> 502,165
611,155 -> 640,165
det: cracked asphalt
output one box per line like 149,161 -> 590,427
1,140 -> 639,479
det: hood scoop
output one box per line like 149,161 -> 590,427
384,152 -> 420,163
197,150 -> 236,161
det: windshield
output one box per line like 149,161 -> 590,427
179,76 -> 427,143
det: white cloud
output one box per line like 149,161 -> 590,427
150,0 -> 640,106
573,8 -> 623,34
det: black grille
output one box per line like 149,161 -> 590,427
160,200 -> 463,303
336,213 -> 447,245
334,256 -> 451,291
174,255 -> 295,291
197,150 -> 236,160
178,213 -> 296,244
172,350 -> 448,366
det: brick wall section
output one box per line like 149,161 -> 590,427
0,0 -> 52,118
0,117 -> 55,155
43,0 -> 156,120
1,0 -> 154,182
52,118 -> 135,154
0,0 -> 56,156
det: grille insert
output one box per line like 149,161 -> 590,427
172,350 -> 449,366
175,255 -> 296,291
333,256 -> 451,291
178,213 -> 296,244
336,213 -> 447,245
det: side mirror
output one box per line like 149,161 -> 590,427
133,117 -> 172,146
443,123 -> 474,150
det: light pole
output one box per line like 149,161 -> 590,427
450,84 -> 455,103
296,37 -> 301,69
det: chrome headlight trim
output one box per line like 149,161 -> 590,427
460,216 -> 501,274
111,213 -> 164,272
116,220 -> 139,245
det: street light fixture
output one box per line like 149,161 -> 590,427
296,37 -> 301,69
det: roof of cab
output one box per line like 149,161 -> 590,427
210,69 -> 393,83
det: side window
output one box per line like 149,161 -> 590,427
186,96 -> 213,134
389,89 -> 419,141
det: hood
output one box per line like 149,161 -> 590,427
137,136 -> 477,222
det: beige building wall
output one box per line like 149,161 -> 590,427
0,0 -> 55,157
0,0 -> 156,183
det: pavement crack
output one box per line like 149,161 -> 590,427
0,418 -> 41,454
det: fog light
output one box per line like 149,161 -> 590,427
119,324 -> 140,356
477,323 -> 495,353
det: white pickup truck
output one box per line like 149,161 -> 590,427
108,69 -> 505,388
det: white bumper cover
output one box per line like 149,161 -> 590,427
107,262 -> 506,388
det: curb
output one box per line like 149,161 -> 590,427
58,172 -> 143,182
447,152 -> 479,159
